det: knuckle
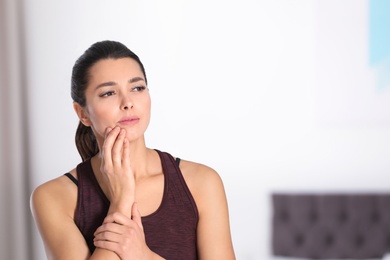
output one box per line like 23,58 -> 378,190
128,228 -> 137,237
112,212 -> 122,220
119,244 -> 126,253
101,232 -> 109,240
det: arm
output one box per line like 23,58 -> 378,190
187,165 -> 236,260
31,178 -> 91,260
91,127 -> 164,259
93,204 -> 165,260
31,176 -> 129,260
31,128 -> 161,259
30,127 -> 131,259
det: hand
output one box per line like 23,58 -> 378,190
100,126 -> 135,216
94,203 -> 157,260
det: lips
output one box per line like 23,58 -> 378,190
118,116 -> 140,125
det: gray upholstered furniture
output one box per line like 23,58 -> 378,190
272,193 -> 390,259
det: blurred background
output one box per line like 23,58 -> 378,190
1,0 -> 389,259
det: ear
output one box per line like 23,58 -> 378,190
73,102 -> 91,127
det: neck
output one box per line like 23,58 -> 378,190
126,139 -> 150,179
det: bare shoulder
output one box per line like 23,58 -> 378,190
179,159 -> 226,211
30,169 -> 92,259
178,159 -> 236,259
30,169 -> 78,218
179,160 -> 223,186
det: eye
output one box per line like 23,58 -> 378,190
99,91 -> 116,97
132,86 -> 146,92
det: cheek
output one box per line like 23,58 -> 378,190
144,94 -> 151,110
146,98 -> 151,112
86,107 -> 113,136
143,98 -> 152,120
139,96 -> 151,129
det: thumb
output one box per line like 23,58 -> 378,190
132,203 -> 143,229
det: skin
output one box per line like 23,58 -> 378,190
30,58 -> 236,260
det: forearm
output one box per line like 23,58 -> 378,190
90,244 -> 166,260
107,195 -> 135,218
90,251 -> 165,260
149,251 -> 166,260
89,248 -> 121,260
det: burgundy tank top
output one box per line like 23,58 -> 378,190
69,150 -> 199,259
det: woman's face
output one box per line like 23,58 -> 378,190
83,58 -> 151,144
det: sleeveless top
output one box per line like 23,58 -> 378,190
66,150 -> 199,260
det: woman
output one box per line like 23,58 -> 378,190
30,40 -> 235,260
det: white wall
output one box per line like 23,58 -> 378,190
24,0 -> 390,259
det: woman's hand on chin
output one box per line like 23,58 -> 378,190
101,126 -> 135,217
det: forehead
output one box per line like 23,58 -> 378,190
88,58 -> 144,83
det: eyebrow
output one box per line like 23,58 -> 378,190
95,77 -> 145,90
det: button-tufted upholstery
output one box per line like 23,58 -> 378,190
272,193 -> 390,259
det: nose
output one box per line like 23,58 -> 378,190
120,94 -> 133,110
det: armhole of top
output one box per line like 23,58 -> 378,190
65,158 -> 179,185
64,172 -> 79,186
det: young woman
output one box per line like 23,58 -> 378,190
30,40 -> 235,260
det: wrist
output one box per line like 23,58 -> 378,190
108,200 -> 134,217
148,250 -> 165,260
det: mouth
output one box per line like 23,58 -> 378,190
117,116 -> 140,125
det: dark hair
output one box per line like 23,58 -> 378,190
71,40 -> 147,161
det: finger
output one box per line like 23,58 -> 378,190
94,222 -> 124,236
132,203 -> 143,229
122,137 -> 131,168
94,229 -> 121,241
94,239 -> 121,253
111,128 -> 126,166
103,127 -> 119,148
103,211 -> 131,225
101,127 -> 121,170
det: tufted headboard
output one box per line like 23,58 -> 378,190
272,193 -> 390,259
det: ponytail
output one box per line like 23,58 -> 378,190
75,121 -> 99,161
